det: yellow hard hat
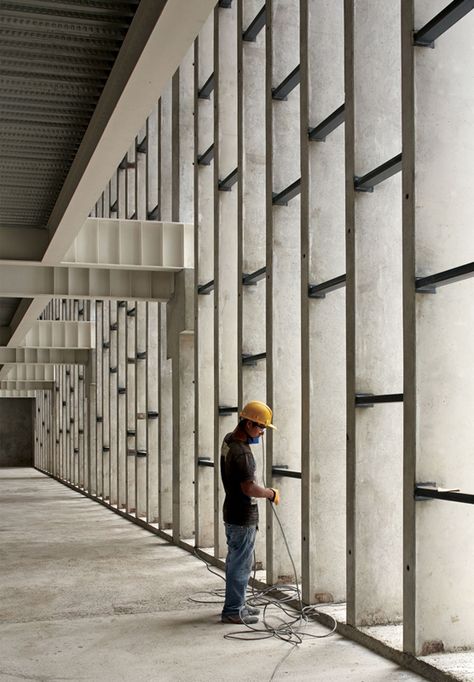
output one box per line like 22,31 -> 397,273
240,400 -> 276,429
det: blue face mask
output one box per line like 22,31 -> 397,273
247,436 -> 260,445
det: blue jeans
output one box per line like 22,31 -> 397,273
222,523 -> 257,617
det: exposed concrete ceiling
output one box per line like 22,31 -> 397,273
0,0 -> 216,363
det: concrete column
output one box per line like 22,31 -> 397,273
238,0 -> 268,569
126,302 -> 136,514
95,301 -> 103,497
300,0 -> 346,605
214,1 -> 238,560
266,0 -> 302,584
158,303 -> 173,531
109,301 -> 118,506
194,15 -> 215,551
136,127 -> 147,221
102,301 -> 110,502
117,301 -> 127,509
126,144 -> 136,219
147,103 -> 159,219
403,1 -> 474,655
147,301 -> 159,524
160,82 -> 173,222
86,302 -> 97,496
78,364 -> 85,488
135,301 -> 148,519
345,0 -> 403,626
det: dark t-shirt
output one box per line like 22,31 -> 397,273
220,429 -> 258,526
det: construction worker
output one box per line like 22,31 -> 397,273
220,400 -> 280,625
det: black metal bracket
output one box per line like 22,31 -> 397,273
273,178 -> 301,206
242,267 -> 266,286
416,262 -> 474,293
110,200 -> 118,213
147,205 -> 160,221
110,322 -> 118,331
127,357 -> 135,364
243,4 -> 266,42
96,416 -> 103,423
136,137 -> 147,154
118,387 -> 126,395
355,393 -> 403,407
415,482 -> 472,504
136,450 -> 147,457
308,104 -> 345,142
197,279 -> 215,295
218,406 -> 239,416
127,307 -> 136,317
118,301 -> 127,308
219,0 -> 232,7
414,0 -> 474,47
218,167 -> 238,191
272,65 -> 300,100
242,352 -> 266,366
147,411 -> 159,419
309,274 -> 346,298
110,367 -> 118,374
103,341 -> 110,349
198,73 -> 214,100
354,153 -> 402,192
198,457 -> 214,468
119,157 -> 135,171
272,465 -> 302,479
127,429 -> 136,437
102,446 -> 110,453
198,144 -> 214,166
136,351 -> 147,360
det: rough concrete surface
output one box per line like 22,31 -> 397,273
0,469 -> 424,682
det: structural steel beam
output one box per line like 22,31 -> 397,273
414,0 -> 474,47
0,348 -> 89,365
0,264 -> 175,301
62,218 -> 193,270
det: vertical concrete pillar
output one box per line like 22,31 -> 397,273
403,1 -> 474,655
345,0 -> 403,626
102,301 -> 110,502
109,301 -> 118,506
158,303 -> 173,531
238,0 -> 268,569
117,301 -> 127,508
147,301 -> 159,524
126,302 -> 136,514
214,1 -> 238,559
78,363 -> 85,489
147,103 -> 159,219
95,302 -> 103,497
300,0 -> 346,605
266,0 -> 302,584
136,127 -> 147,221
194,15 -> 215,551
135,301 -> 148,519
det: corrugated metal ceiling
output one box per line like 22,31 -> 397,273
0,0 -> 141,338
0,0 -> 140,232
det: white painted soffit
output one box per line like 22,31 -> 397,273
43,0 -> 216,265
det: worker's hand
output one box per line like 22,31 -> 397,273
269,488 -> 280,505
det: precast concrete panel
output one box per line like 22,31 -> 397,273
159,303 -> 173,530
135,301 -> 148,519
126,302 -> 136,514
161,82 -> 173,223
238,0 -> 268,570
109,302 -> 118,506
117,302 -> 127,509
346,0 -> 403,626
102,302 -> 111,502
147,302 -> 160,524
301,0 -> 346,605
213,2 -> 239,559
96,302 -> 103,498
266,0 -> 302,584
195,16 -> 216,551
403,0 -> 474,654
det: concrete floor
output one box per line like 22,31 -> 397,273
0,468 -> 425,682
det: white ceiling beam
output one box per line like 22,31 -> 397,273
21,321 -> 94,349
0,264 -> 174,301
0,348 -> 89,365
3,365 -> 55,381
62,218 -> 194,270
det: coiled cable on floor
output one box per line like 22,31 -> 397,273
189,434 -> 337,680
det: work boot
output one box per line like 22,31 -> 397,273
243,605 -> 260,616
221,613 -> 258,625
